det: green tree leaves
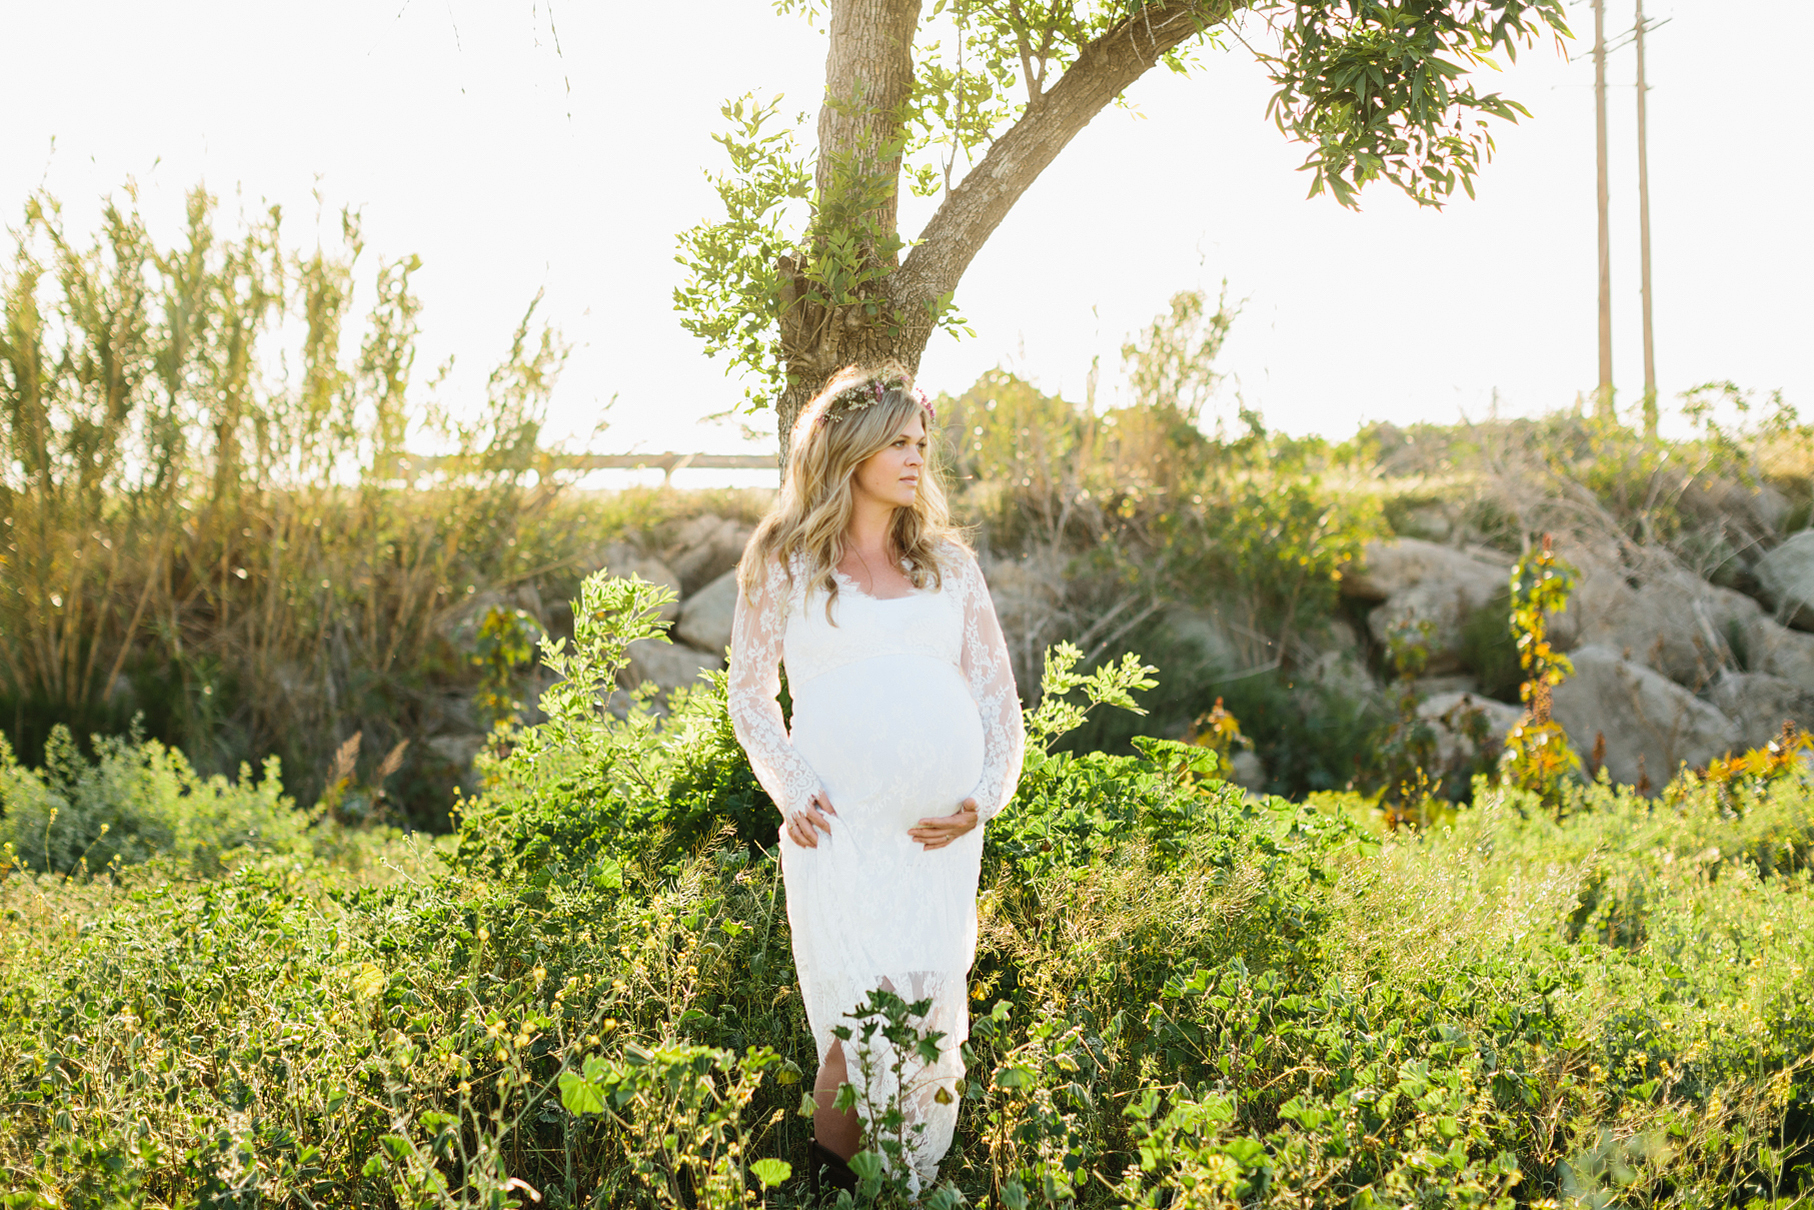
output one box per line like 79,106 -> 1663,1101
1262,0 -> 1570,206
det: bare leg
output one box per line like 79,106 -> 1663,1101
813,1040 -> 861,1160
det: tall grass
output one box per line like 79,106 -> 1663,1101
0,184 -> 616,822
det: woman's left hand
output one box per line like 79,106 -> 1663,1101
910,798 -> 980,851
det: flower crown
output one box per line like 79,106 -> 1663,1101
817,368 -> 936,426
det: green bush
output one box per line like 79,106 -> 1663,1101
1214,669 -> 1382,798
449,570 -> 782,883
0,725 -> 302,877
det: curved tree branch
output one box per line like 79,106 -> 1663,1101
894,0 -> 1237,311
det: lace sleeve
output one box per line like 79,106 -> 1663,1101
728,557 -> 823,817
952,547 -> 1025,821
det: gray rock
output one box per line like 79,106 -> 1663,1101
1680,477 -> 1792,537
1343,537 -> 1510,601
624,638 -> 724,700
1417,690 -> 1525,770
1348,539 -> 1510,673
1159,604 -> 1243,671
1707,671 -> 1814,747
1742,615 -> 1814,689
1564,560 -> 1759,688
1393,503 -> 1457,544
667,515 -> 755,596
677,569 -> 740,657
1751,484 -> 1793,534
580,542 -> 683,621
1228,750 -> 1268,792
426,733 -> 487,769
1307,647 -> 1381,707
1411,674 -> 1481,698
1550,644 -> 1741,789
1755,532 -> 1814,631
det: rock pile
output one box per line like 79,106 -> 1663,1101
423,515 -> 756,782
420,507 -> 1814,798
1343,535 -> 1814,791
607,514 -> 756,704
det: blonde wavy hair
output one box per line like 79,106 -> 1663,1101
738,361 -> 965,618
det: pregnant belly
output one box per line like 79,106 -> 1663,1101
788,655 -> 985,834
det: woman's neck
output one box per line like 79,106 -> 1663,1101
845,497 -> 896,562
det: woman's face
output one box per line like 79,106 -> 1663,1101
850,412 -> 927,511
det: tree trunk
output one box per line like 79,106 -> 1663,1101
775,0 -> 923,459
817,0 -> 921,248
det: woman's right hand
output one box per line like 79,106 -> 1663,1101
786,791 -> 837,848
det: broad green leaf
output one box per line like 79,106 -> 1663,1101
559,1069 -> 606,1115
750,1158 -> 792,1188
351,962 -> 385,1000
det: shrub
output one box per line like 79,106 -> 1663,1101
448,569 -> 781,881
0,725 -> 302,877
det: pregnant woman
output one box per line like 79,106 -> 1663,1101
728,362 -> 1024,1193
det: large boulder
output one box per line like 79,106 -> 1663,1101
1563,560 -> 1760,688
677,569 -> 740,657
426,732 -> 487,771
666,515 -> 755,596
1678,477 -> 1791,537
1227,750 -> 1268,793
1742,615 -> 1814,689
1304,645 -> 1382,710
1346,539 -> 1511,674
587,543 -> 683,622
1755,532 -> 1814,631
1549,644 -> 1740,789
1707,671 -> 1814,747
624,638 -> 724,702
1417,690 -> 1525,770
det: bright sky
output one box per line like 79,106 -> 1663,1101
4,1 -> 1809,488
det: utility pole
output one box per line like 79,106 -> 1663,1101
1593,0 -> 1614,419
1635,0 -> 1658,438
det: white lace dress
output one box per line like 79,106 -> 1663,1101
727,540 -> 1024,1187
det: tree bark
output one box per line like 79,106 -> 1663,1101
777,0 -> 1233,457
818,0 -> 922,248
776,0 -> 923,455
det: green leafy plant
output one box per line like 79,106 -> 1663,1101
0,184 -> 577,827
1371,617 -> 1441,828
6,549 -> 1814,1209
1500,535 -> 1581,809
472,607 -> 546,731
0,724 -> 301,877
558,1043 -> 781,1209
1021,642 -> 1157,758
